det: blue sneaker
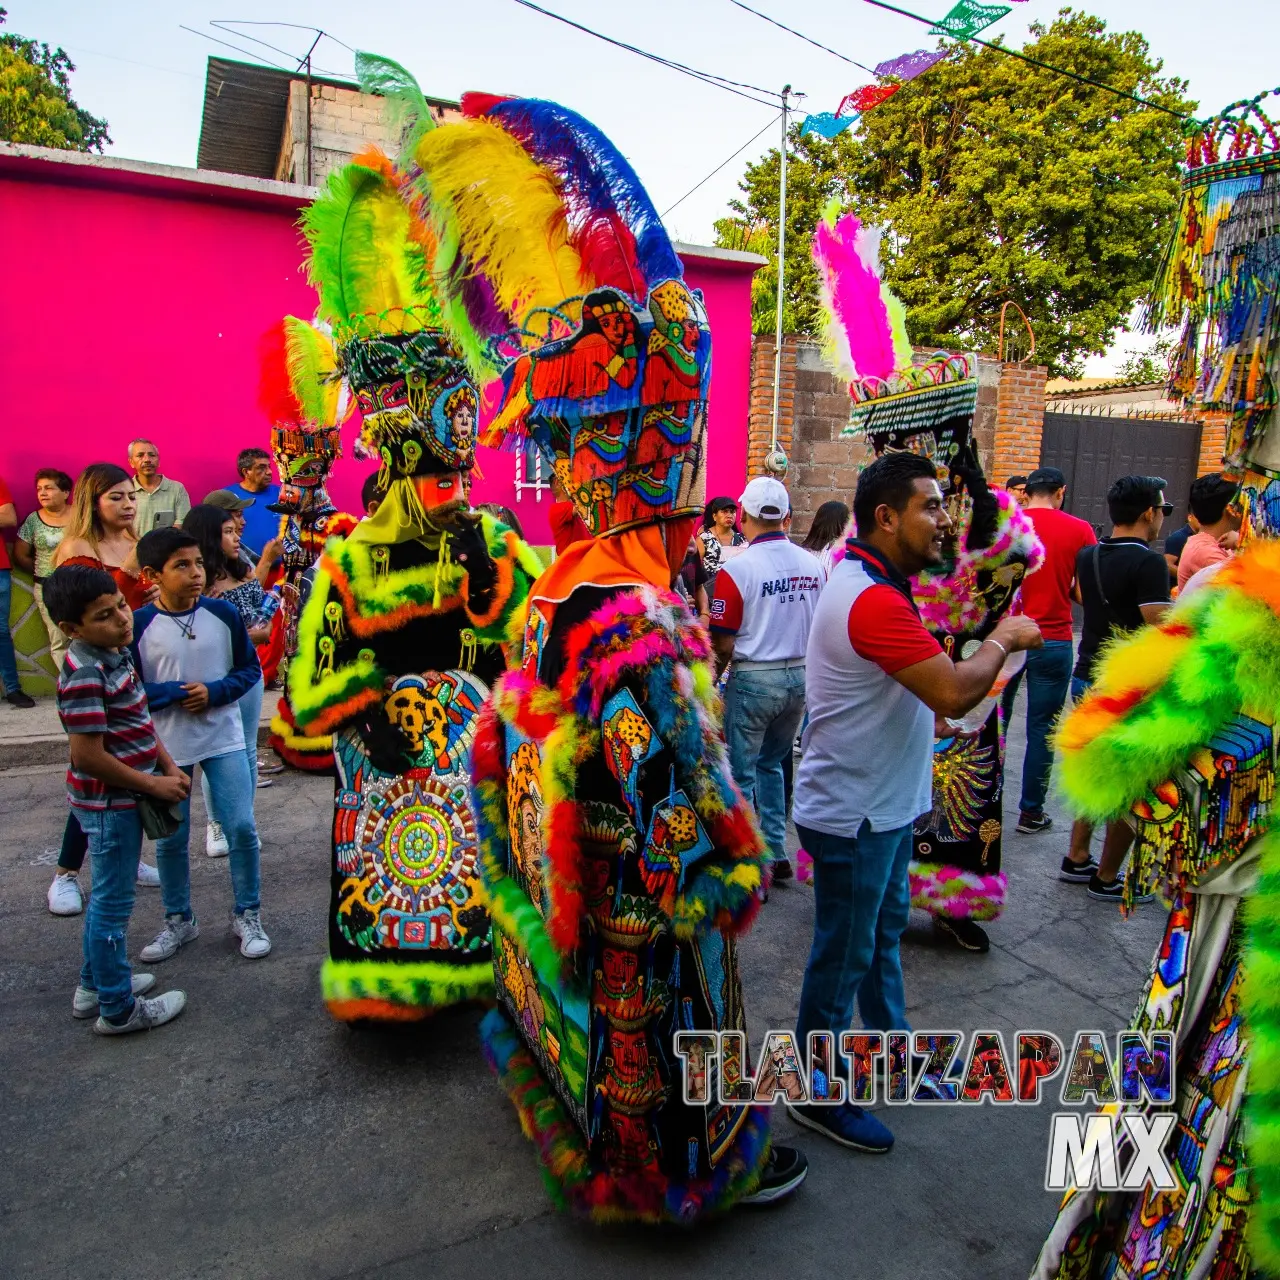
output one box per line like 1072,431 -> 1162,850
785,1101 -> 894,1153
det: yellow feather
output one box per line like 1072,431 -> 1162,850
413,119 -> 590,339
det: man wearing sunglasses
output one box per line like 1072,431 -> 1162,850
1063,474 -> 1173,900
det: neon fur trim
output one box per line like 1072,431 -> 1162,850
1055,539 -> 1280,822
321,956 -> 494,1017
480,1006 -> 771,1222
909,862 -> 1006,921
1243,824 -> 1280,1268
913,489 -> 1045,634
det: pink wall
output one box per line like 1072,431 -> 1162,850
0,149 -> 758,546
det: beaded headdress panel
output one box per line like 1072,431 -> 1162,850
411,96 -> 710,536
299,148 -> 477,481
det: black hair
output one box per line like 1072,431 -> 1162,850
1187,472 -> 1240,525
854,453 -> 940,536
136,526 -> 200,573
34,468 -> 73,493
1107,475 -> 1168,527
360,472 -> 385,513
42,564 -> 119,626
476,501 -> 525,539
802,500 -> 850,551
702,495 -> 737,531
236,447 -> 271,477
182,503 -> 248,582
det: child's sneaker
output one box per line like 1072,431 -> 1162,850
206,822 -> 229,857
135,861 -> 161,887
47,872 -> 83,916
140,913 -> 200,962
93,991 -> 186,1035
72,973 -> 156,1019
232,908 -> 272,959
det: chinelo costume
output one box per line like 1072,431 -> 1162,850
410,94 -> 801,1221
812,204 -> 1043,952
1031,103 -> 1280,1278
287,135 -> 541,1024
258,317 -> 360,772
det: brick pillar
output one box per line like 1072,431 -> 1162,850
992,361 -> 1047,483
1195,410 -> 1230,475
747,336 -> 797,479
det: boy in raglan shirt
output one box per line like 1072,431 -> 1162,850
129,527 -> 272,962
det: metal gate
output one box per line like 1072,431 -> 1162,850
1039,409 -> 1203,543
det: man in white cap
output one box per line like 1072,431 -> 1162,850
710,476 -> 824,880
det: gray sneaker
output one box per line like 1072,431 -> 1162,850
232,908 -> 271,959
139,914 -> 200,963
73,972 -> 157,1019
93,990 -> 186,1035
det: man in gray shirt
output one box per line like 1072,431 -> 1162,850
129,440 -> 190,535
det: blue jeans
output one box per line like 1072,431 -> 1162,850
795,820 -> 914,1053
156,749 -> 260,919
0,569 -> 21,694
201,675 -> 264,814
723,665 -> 806,862
77,804 -> 143,1018
1000,639 -> 1073,816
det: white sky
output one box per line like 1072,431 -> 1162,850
14,0 -> 1280,372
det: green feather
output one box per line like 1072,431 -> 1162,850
355,51 -> 436,171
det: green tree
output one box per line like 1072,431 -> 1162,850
0,7 -> 109,152
1115,333 -> 1175,383
715,9 -> 1194,375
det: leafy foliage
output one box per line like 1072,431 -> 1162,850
715,9 -> 1194,376
1115,333 -> 1175,383
0,8 -> 109,152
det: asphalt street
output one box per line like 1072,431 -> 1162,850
0,708 -> 1164,1279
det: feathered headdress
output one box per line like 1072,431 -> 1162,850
411,96 -> 710,535
298,139 -> 476,480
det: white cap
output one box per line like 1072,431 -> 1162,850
739,476 -> 790,520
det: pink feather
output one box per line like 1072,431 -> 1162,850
812,213 -> 897,382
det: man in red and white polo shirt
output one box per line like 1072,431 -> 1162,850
710,477 -> 823,880
787,453 -> 1041,1155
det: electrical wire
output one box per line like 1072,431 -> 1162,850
855,0 -> 1194,121
661,113 -> 782,217
209,22 -> 342,75
510,0 -> 784,110
727,0 -> 877,75
179,25 -> 290,69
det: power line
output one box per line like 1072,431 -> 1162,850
855,0 -> 1194,121
510,0 -> 784,111
661,112 -> 782,217
727,0 -> 877,75
178,25 -> 289,69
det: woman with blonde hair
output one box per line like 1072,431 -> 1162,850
46,461 -> 161,918
54,463 -> 155,610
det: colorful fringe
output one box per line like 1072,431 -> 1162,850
909,862 -> 1006,921
480,1006 -> 770,1223
321,956 -> 494,1021
913,489 -> 1045,634
267,693 -> 334,773
1055,540 -> 1280,823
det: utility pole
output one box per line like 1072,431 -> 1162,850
300,32 -> 322,186
767,85 -> 791,475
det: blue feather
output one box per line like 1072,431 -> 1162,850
469,96 -> 684,294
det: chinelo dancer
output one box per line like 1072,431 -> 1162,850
810,204 -> 1043,955
287,116 -> 541,1024
410,92 -> 807,1218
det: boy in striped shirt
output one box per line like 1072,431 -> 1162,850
45,564 -> 190,1035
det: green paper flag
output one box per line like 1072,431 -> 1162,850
930,0 -> 1012,40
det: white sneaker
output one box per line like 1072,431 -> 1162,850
93,990 -> 187,1035
47,872 -> 84,916
136,861 -> 161,887
206,822 -> 229,857
73,972 -> 157,1019
139,914 -> 200,963
232,908 -> 272,959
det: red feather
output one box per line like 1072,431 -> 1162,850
460,91 -> 513,118
257,322 -> 304,427
570,210 -> 643,297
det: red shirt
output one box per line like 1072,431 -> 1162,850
1017,507 -> 1096,641
0,477 -> 12,570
